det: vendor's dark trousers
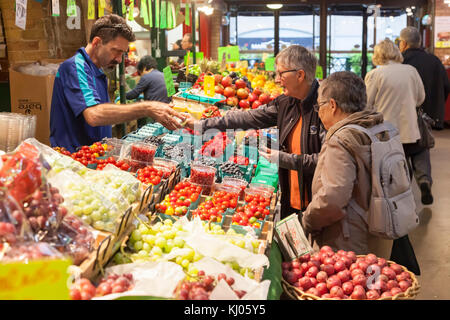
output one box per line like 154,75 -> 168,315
402,143 -> 432,187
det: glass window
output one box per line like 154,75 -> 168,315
236,15 -> 275,52
279,15 -> 319,52
368,13 -> 407,48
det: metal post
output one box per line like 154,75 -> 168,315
274,9 -> 280,56
191,2 -> 197,64
114,0 -> 126,137
319,0 -> 327,79
362,8 -> 368,79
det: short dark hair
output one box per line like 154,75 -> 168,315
137,55 -> 158,72
183,33 -> 193,43
89,14 -> 135,44
320,71 -> 367,113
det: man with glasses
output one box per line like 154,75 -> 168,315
50,14 -> 185,152
185,45 -> 325,220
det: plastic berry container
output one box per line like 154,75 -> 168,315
130,142 -> 157,164
249,183 -> 275,200
221,177 -> 248,201
189,165 -> 217,194
213,183 -> 240,199
153,158 -> 179,179
244,186 -> 272,204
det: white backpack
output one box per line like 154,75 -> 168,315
336,122 -> 419,240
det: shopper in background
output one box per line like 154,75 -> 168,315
126,55 -> 171,103
365,39 -> 424,274
301,71 -> 392,257
399,26 -> 450,130
365,39 -> 431,205
50,14 -> 185,152
185,45 -> 326,220
177,33 -> 194,65
172,39 -> 182,51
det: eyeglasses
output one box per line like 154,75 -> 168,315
275,69 -> 298,79
313,100 -> 328,112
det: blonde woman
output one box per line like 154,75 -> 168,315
365,39 -> 425,275
365,39 -> 425,145
365,39 -> 433,205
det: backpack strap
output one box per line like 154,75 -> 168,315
332,121 -> 399,143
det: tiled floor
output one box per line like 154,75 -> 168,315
409,129 -> 450,300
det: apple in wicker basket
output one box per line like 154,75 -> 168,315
282,246 -> 417,300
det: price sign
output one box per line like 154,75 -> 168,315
265,57 -> 275,71
163,66 -> 176,97
315,65 -> 323,80
0,258 -> 72,300
204,75 -> 215,97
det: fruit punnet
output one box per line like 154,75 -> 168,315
155,181 -> 202,217
130,142 -> 157,170
282,246 -> 414,300
189,165 -> 216,194
199,132 -> 232,158
190,185 -> 239,223
136,166 -> 164,186
219,161 -> 244,180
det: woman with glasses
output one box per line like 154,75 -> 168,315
185,45 -> 325,220
302,71 -> 394,257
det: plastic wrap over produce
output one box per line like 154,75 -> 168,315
23,138 -> 88,177
178,217 -> 270,270
48,169 -> 121,233
84,164 -> 142,211
193,257 -> 271,300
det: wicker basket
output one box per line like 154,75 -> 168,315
281,256 -> 420,300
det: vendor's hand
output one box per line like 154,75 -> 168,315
146,101 -> 187,131
260,147 -> 279,164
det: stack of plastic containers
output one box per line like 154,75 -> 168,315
0,113 -> 37,152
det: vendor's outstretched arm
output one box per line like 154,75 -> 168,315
82,101 -> 186,131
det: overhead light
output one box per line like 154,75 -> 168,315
266,4 -> 283,10
406,7 -> 411,12
198,5 -> 214,15
411,6 -> 416,9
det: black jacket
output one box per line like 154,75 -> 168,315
200,80 -> 325,219
403,48 -> 450,129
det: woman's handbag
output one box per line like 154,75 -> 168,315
416,107 -> 435,149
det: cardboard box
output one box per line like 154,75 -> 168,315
9,60 -> 63,146
274,213 -> 313,262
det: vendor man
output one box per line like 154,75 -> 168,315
50,14 -> 185,152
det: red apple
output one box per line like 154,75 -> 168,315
215,85 -> 224,95
253,88 -> 262,96
235,79 -> 246,89
252,100 -> 262,109
226,96 -> 238,107
239,99 -> 250,109
223,86 -> 236,98
258,93 -> 271,105
236,88 -> 249,99
214,74 -> 223,85
221,76 -> 233,88
248,93 -> 258,103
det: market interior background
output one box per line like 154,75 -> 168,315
0,0 -> 449,300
